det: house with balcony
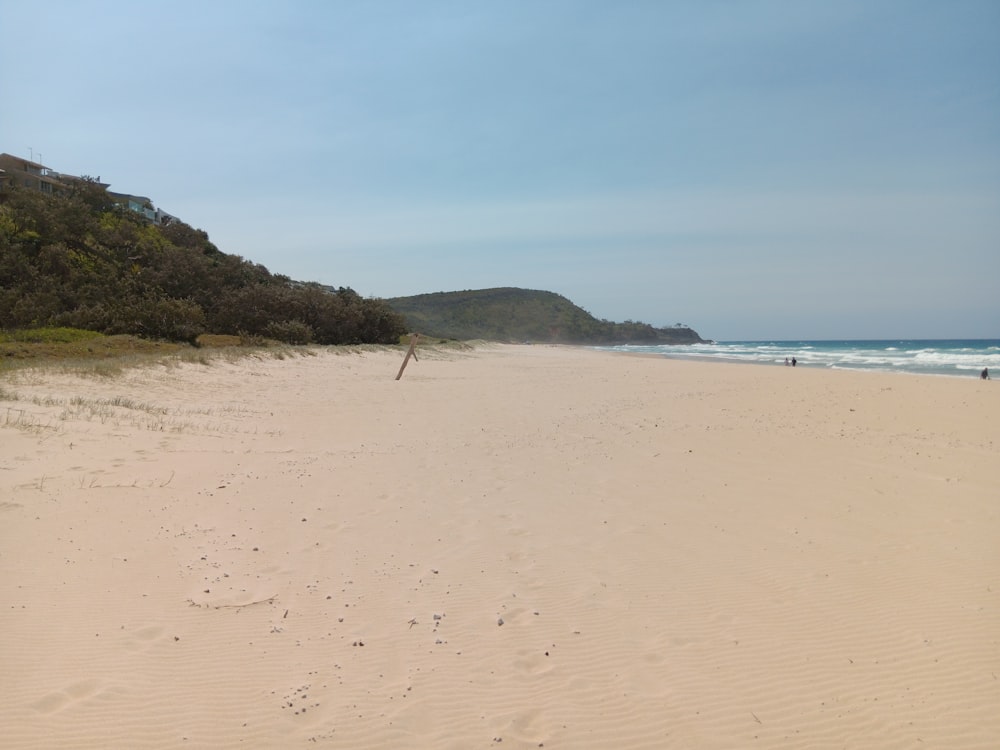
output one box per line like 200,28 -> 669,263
0,152 -> 103,197
0,151 -> 176,224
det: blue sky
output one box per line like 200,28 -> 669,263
2,0 -> 997,340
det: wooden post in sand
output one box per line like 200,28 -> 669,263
395,333 -> 420,380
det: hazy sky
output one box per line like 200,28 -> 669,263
2,0 -> 998,340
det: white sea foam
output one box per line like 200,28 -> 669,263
600,340 -> 1000,377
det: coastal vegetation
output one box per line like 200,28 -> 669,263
387,288 -> 705,345
1,181 -> 703,356
0,182 -> 407,346
0,327 -> 330,382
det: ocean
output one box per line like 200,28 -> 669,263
599,340 -> 1000,378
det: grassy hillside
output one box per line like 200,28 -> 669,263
386,288 -> 705,344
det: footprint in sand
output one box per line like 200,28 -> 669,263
31,678 -> 103,714
512,648 -> 556,677
122,624 -> 166,651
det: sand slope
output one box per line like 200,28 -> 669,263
2,345 -> 998,748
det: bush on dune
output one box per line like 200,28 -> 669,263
0,184 -> 407,346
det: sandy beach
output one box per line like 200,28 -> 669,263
1,344 -> 997,749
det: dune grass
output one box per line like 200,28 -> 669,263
0,328 -> 320,379
0,328 -> 188,367
0,329 -> 482,441
1,328 -> 482,381
0,329 -> 298,436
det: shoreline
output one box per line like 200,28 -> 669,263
628,350 -> 994,379
2,344 -> 998,748
594,339 -> 1000,379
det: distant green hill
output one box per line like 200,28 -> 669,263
386,288 -> 705,345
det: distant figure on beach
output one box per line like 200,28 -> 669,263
792,357 -> 797,367
784,357 -> 790,366
983,367 -> 990,380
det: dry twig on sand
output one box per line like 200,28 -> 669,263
186,594 -> 278,610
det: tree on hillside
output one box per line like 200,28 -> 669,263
0,186 -> 406,345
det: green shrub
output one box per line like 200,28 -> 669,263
263,319 -> 314,345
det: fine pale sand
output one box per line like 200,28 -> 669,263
1,344 -> 998,749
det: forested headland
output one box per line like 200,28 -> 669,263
2,181 -> 705,350
388,288 -> 706,345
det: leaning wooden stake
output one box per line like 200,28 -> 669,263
395,333 -> 420,380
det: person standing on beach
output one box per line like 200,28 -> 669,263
983,367 -> 990,380
792,357 -> 797,367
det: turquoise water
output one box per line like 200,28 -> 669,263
600,340 -> 1000,378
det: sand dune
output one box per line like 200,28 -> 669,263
2,344 -> 998,748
